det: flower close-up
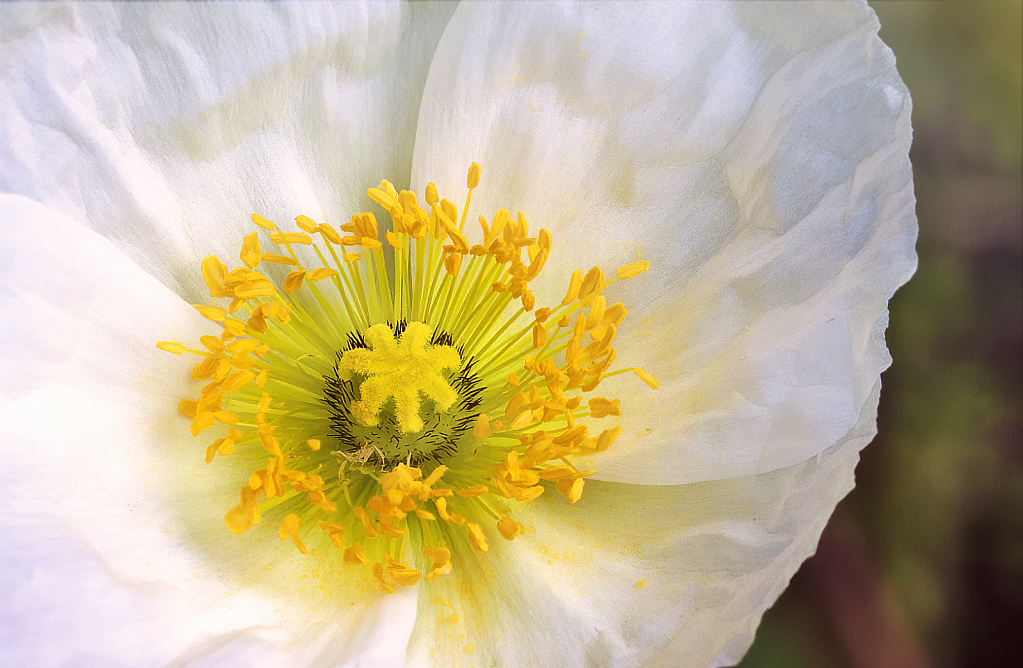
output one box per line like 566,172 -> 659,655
0,2 -> 917,667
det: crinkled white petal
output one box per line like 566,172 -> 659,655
0,196 -> 417,667
0,0 -> 455,304
405,382 -> 879,668
411,0 -> 917,484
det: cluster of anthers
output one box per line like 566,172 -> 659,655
160,163 -> 656,593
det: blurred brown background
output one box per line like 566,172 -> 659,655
739,1 -> 1023,667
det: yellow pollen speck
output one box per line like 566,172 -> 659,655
464,644 -> 476,655
635,578 -> 647,589
307,439 -> 321,451
336,322 -> 460,433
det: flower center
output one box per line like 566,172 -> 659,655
159,163 -> 657,592
324,320 -> 482,470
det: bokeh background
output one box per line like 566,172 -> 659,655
740,1 -> 1023,667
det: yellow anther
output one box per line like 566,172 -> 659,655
457,484 -> 489,498
496,517 -> 523,540
562,269 -> 583,304
240,232 -> 261,269
617,260 -> 650,279
372,562 -> 395,593
343,542 -> 367,565
425,182 -> 439,206
386,557 -> 422,586
189,412 -> 216,437
270,231 -> 312,246
466,162 -> 482,189
386,231 -> 402,250
435,497 -> 465,525
294,214 -> 318,233
423,546 -> 451,564
157,341 -> 186,354
532,323 -> 548,349
199,335 -> 222,353
212,410 -> 237,426
193,305 -> 227,322
222,317 -> 246,337
318,223 -> 343,244
260,253 -> 297,266
308,268 -> 339,281
473,413 -> 492,439
588,397 -> 621,418
444,251 -> 462,277
536,466 -> 577,480
250,213 -> 276,231
466,523 -> 489,552
585,296 -> 606,330
282,269 -> 307,293
579,266 -> 605,300
234,281 -> 275,299
557,477 -> 585,504
221,370 -> 255,394
423,465 -> 448,487
367,181 -> 400,213
201,256 -> 229,295
634,367 -> 659,390
279,514 -> 308,554
224,502 -> 259,535
510,410 -> 533,430
316,521 -> 345,549
354,506 -> 380,538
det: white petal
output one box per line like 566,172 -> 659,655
0,195 -> 417,667
405,382 -> 878,668
0,1 -> 454,304
412,0 -> 916,483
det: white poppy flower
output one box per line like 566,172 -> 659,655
0,1 -> 916,667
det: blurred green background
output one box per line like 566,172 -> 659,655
740,2 -> 1022,667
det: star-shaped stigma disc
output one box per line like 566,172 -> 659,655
335,322 -> 461,433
